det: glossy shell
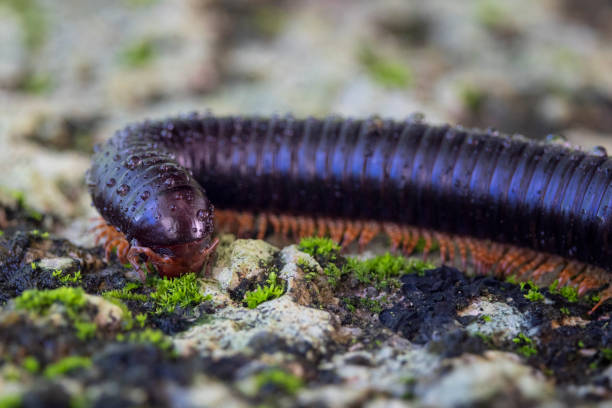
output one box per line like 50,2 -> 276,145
87,113 -> 612,270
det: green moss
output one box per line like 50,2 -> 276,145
344,253 -> 434,289
475,0 -> 509,31
358,297 -> 383,314
343,298 -> 356,313
52,269 -> 82,285
29,229 -> 49,238
254,368 -> 303,395
548,280 -> 578,303
513,333 -> 537,357
0,230 -> 4,237
298,237 -> 340,263
0,394 -> 22,408
481,314 -> 492,322
323,263 -> 343,288
505,275 -> 518,285
343,295 -> 389,314
15,287 -> 101,339
120,38 -> 156,68
252,6 -> 286,37
74,321 -> 97,340
560,307 -> 570,315
15,287 -> 87,313
412,236 -> 440,254
117,328 -> 173,352
102,282 -> 147,302
0,0 -> 46,51
298,258 -> 319,281
27,208 -> 43,222
359,47 -> 412,89
135,313 -> 147,328
475,332 -> 493,345
524,288 -> 544,302
19,72 -> 54,94
150,273 -> 209,314
459,84 -> 486,113
43,356 -> 92,378
21,356 -> 39,373
600,347 -> 612,360
519,280 -> 544,302
244,271 -> 285,309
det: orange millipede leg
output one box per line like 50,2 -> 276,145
341,220 -> 362,248
256,214 -> 268,240
435,233 -> 448,263
316,218 -> 328,237
329,219 -> 345,244
421,230 -> 433,260
237,212 -> 255,237
384,223 -> 403,252
269,214 -> 281,235
358,221 -> 380,251
402,227 -> 420,256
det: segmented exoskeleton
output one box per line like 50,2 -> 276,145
87,113 -> 612,309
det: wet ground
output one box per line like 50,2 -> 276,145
2,0 -> 612,406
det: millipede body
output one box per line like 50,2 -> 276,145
87,113 -> 612,307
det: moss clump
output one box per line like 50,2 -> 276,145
459,84 -> 486,114
513,333 -> 537,358
359,47 -> 413,89
323,263 -> 343,288
120,38 -> 156,67
29,229 -> 49,239
0,394 -> 22,408
298,237 -> 341,264
135,313 -> 147,328
52,268 -> 82,285
520,281 -> 544,302
345,253 -> 434,289
0,0 -> 47,51
548,280 -> 578,303
73,321 -> 97,340
244,271 -> 285,309
254,368 -> 303,395
15,287 -> 87,313
150,273 -> 209,314
43,356 -> 92,379
102,282 -> 147,302
300,236 -> 434,291
116,328 -> 173,352
21,356 -> 39,374
475,0 -> 510,31
19,72 -> 54,94
15,287 -> 98,340
344,296 -> 386,314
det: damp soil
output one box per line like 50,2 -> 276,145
2,196 -> 612,405
380,266 -> 612,386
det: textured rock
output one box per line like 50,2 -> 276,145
176,295 -> 335,360
459,298 -> 530,342
212,238 -> 278,292
417,352 -> 554,407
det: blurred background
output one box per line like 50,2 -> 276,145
1,0 -> 612,226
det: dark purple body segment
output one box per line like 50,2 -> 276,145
87,113 -> 612,270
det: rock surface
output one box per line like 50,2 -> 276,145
2,0 -> 612,406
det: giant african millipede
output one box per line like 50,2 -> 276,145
86,113 -> 612,311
